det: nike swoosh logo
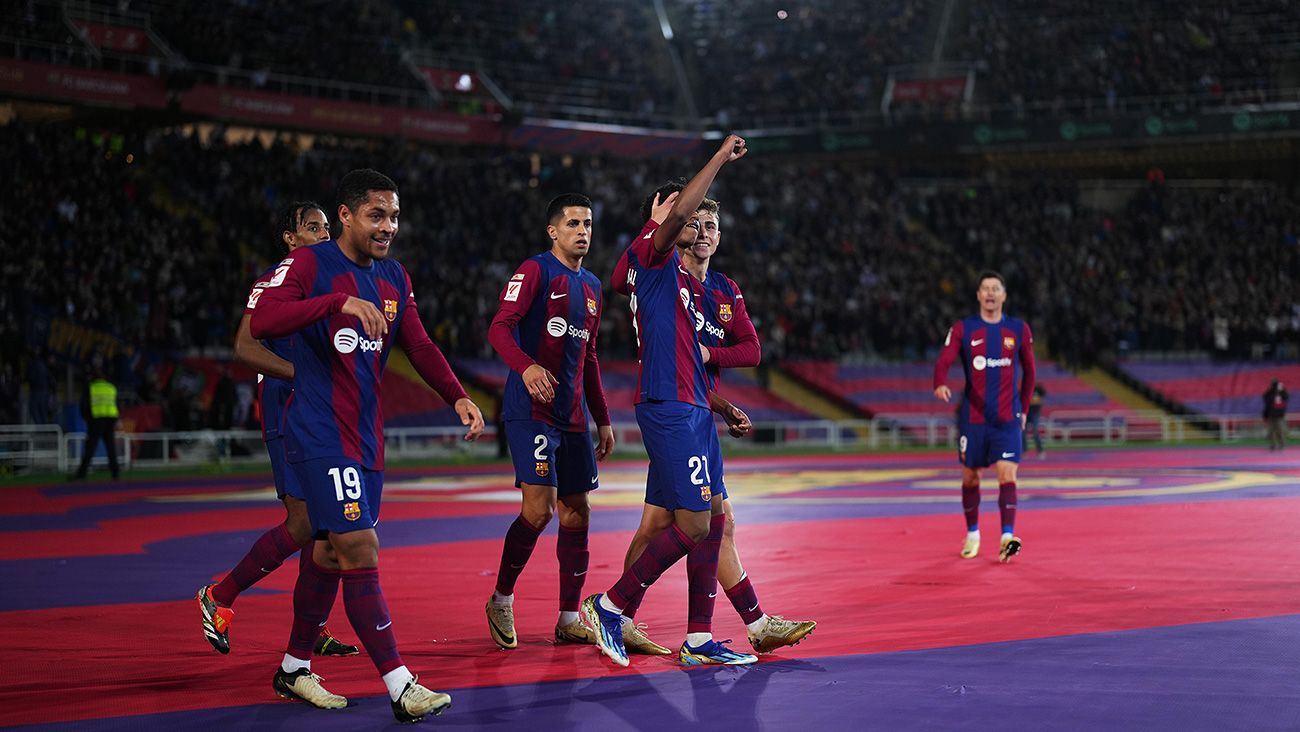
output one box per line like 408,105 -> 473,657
1001,452 -> 1015,458
573,570 -> 588,576
510,563 -> 527,569
640,582 -> 649,588
643,231 -> 653,240
746,603 -> 759,612
259,567 -> 272,573
550,292 -> 567,299
971,339 -> 984,346
591,476 -> 598,483
376,620 -> 392,631
708,592 -> 717,598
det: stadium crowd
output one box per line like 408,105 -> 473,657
6,120 -> 1300,429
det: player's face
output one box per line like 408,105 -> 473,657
681,210 -> 719,262
977,277 -> 1006,313
285,208 -> 330,250
548,206 -> 592,260
340,191 -> 399,261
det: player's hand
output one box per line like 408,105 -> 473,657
595,424 -> 615,461
934,385 -> 952,403
650,191 -> 680,224
523,364 -> 559,403
723,404 -> 752,438
341,296 -> 387,340
700,345 -> 711,364
455,398 -> 485,441
715,134 -> 747,163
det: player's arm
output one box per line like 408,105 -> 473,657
584,298 -> 615,460
610,249 -> 632,297
234,313 -> 293,381
251,252 -> 386,340
486,261 -> 559,404
709,390 -> 752,438
933,321 -> 964,402
1018,322 -> 1037,427
649,135 -> 747,255
705,284 -> 761,368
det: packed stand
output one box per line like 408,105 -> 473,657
667,0 -> 936,128
954,0 -> 1290,117
918,178 -> 1300,366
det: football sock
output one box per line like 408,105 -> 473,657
999,482 -> 1017,534
382,666 -> 415,702
725,573 -> 765,625
556,523 -> 589,613
686,514 -> 725,634
213,522 -> 300,606
284,547 -> 340,661
342,567 -> 403,675
961,478 -> 981,530
608,524 -> 697,609
495,515 -> 543,596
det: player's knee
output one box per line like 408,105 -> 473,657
522,505 -> 554,530
681,522 -> 711,544
285,514 -> 313,547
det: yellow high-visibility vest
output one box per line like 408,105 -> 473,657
89,379 -> 119,419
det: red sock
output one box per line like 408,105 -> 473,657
686,515 -> 725,634
725,574 -> 764,625
284,546 -> 339,659
342,567 -> 404,675
961,479 -> 981,531
608,524 -> 696,609
213,523 -> 301,606
999,482 -> 1017,534
495,515 -> 543,596
621,588 -> 645,620
556,524 -> 589,613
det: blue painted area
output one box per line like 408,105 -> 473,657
15,615 -> 1300,731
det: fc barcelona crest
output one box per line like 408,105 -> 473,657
343,501 -> 361,521
1003,336 -> 1016,350
700,485 -> 712,501
535,461 -> 550,477
718,303 -> 733,323
586,297 -> 597,316
383,299 -> 398,322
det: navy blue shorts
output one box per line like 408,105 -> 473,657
267,438 -> 306,501
505,419 -> 599,496
637,401 -> 723,512
292,457 -> 384,535
958,421 -> 1022,469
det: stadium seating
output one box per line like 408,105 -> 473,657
1118,360 -> 1300,416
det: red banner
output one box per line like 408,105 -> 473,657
419,67 -> 477,93
0,59 -> 167,108
892,77 -> 967,103
73,22 -> 150,53
180,85 -> 500,145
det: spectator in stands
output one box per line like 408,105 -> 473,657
1024,383 -> 1046,458
71,365 -> 121,480
1263,379 -> 1288,451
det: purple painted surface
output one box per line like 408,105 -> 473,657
14,615 -> 1300,731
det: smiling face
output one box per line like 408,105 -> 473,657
338,190 -> 399,263
679,208 -> 719,264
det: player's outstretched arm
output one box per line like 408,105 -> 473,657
233,313 -> 293,381
652,135 -> 747,254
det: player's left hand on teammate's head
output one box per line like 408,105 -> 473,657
456,398 -> 485,441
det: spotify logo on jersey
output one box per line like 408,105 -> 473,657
546,317 -> 569,337
334,327 -> 383,354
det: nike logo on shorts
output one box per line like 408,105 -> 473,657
1001,452 -> 1015,459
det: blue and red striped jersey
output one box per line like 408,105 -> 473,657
695,269 -> 760,390
933,315 -> 1037,426
250,240 -> 467,469
244,268 -> 294,441
488,251 -> 610,431
611,220 -> 711,408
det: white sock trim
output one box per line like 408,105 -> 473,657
280,654 -> 311,674
746,615 -> 768,634
599,594 -> 623,615
491,592 -> 514,607
558,610 -> 579,626
685,632 -> 712,647
382,665 -> 415,702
